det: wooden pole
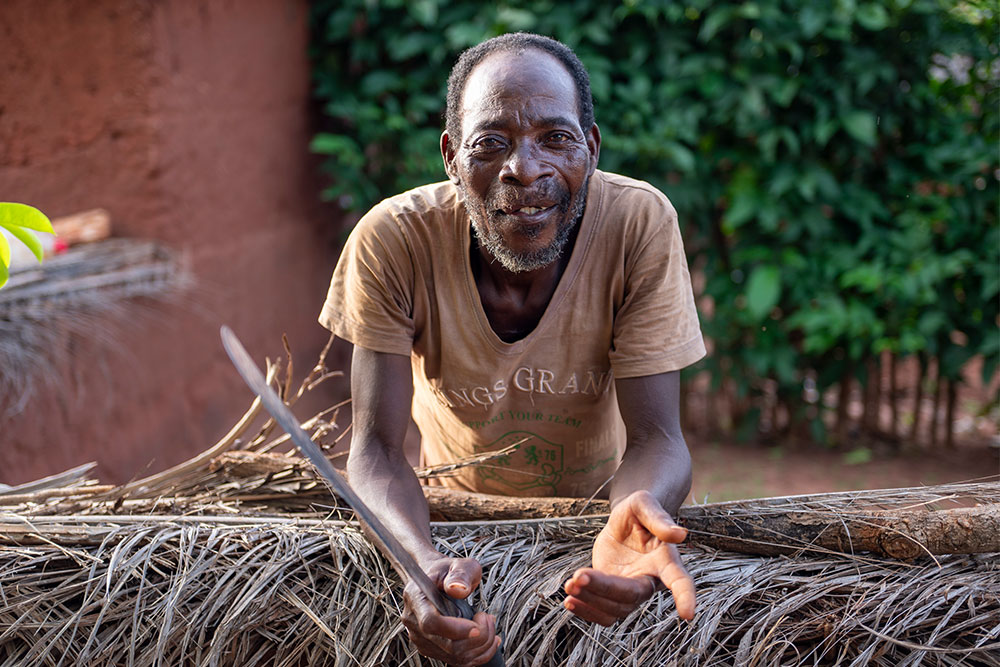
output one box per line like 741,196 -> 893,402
420,487 -> 1000,559
835,367 -> 852,445
945,377 -> 958,450
930,358 -> 942,449
889,353 -> 899,440
910,353 -> 925,444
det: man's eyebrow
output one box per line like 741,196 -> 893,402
468,115 -> 580,135
468,119 -> 509,134
537,116 -> 580,130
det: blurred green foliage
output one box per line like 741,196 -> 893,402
309,0 -> 998,442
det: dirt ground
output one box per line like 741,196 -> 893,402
683,353 -> 999,502
688,438 -> 999,503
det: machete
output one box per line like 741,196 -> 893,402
220,325 -> 504,666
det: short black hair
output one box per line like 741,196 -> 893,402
445,33 -> 595,142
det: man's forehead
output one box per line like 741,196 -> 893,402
460,49 -> 578,124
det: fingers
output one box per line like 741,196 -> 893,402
467,636 -> 503,666
402,563 -> 499,665
625,490 -> 688,544
563,596 -> 619,627
442,558 -> 482,600
647,542 -> 697,621
461,613 -> 501,666
661,561 -> 696,621
566,569 -> 655,606
403,581 -> 477,638
403,605 -> 498,664
562,569 -> 655,626
563,564 -> 696,625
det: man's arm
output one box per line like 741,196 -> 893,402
609,370 -> 691,514
348,345 -> 500,665
563,370 -> 696,625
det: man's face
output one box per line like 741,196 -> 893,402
443,49 -> 600,273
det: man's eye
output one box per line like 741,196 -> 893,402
475,137 -> 505,150
548,132 -> 572,143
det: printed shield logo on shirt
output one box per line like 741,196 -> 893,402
475,430 -> 564,494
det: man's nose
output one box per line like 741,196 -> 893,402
499,143 -> 551,185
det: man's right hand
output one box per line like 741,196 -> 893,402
401,556 -> 502,666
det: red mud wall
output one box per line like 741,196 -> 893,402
0,1 -> 349,484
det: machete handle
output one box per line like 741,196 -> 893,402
444,595 -> 506,667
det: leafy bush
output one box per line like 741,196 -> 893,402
309,0 -> 998,444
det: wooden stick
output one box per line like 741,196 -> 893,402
6,494 -> 998,560
50,208 -> 112,245
678,502 -> 1000,559
420,487 -> 1000,558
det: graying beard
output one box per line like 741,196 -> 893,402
468,180 -> 588,274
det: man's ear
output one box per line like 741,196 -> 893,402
586,123 -> 602,176
441,131 -> 461,185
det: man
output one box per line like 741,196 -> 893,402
320,32 -> 705,666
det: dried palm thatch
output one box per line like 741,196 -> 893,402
1,337 -> 998,665
1,513 -> 998,666
0,238 -> 190,413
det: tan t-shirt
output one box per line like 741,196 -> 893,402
320,170 -> 705,497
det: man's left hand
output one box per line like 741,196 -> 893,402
562,490 -> 695,626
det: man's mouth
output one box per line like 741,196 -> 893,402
499,204 -> 554,216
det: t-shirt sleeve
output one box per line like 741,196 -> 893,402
609,190 -> 706,378
319,204 -> 416,355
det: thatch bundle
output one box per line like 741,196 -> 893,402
0,238 -> 189,411
2,511 -> 998,666
2,341 -> 998,665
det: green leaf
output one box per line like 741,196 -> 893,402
662,141 -> 697,173
982,356 -> 999,386
981,337 -> 999,385
445,22 -> 488,49
722,194 -> 758,232
0,202 -> 52,287
0,230 -> 9,268
389,33 -> 433,61
698,7 -> 735,42
5,223 -> 45,263
745,265 -> 782,320
770,79 -> 800,107
360,70 -> 403,96
856,3 -> 890,30
840,264 -> 883,292
814,119 -> 839,146
842,447 -> 873,465
0,202 -> 54,233
310,134 -> 364,166
495,7 -> 537,31
408,0 -> 438,27
842,110 -> 877,146
798,6 -> 828,37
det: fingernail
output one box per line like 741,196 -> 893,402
469,628 -> 480,638
565,600 -> 575,611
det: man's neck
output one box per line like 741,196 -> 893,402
470,225 -> 579,342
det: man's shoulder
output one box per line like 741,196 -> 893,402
593,170 -> 677,226
596,170 -> 670,199
352,180 -> 462,248
375,180 -> 462,220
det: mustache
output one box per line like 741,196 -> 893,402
485,182 -> 570,213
